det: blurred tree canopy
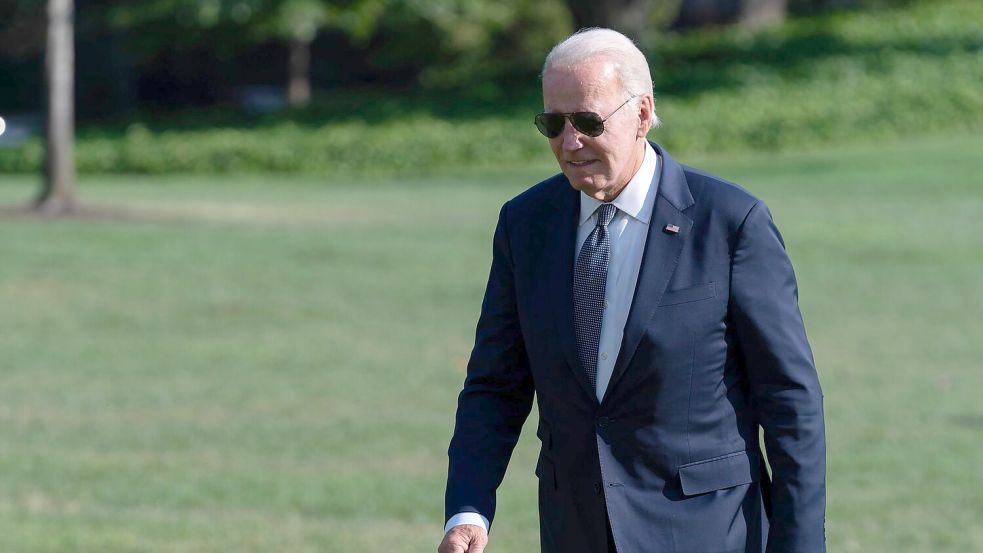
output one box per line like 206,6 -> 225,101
0,0 -> 917,119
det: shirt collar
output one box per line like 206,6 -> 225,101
578,142 -> 659,226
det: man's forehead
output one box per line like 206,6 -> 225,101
544,57 -> 617,84
543,60 -> 620,107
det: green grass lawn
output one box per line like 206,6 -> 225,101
1,133 -> 981,552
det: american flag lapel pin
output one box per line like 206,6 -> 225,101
664,224 -> 680,234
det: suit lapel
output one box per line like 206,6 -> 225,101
548,181 -> 599,404
602,144 -> 694,404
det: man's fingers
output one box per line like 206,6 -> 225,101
437,531 -> 467,553
464,526 -> 489,553
437,525 -> 488,553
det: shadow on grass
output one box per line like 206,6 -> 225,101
0,201 -> 349,226
0,203 -> 157,221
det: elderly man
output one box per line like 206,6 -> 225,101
439,28 -> 825,553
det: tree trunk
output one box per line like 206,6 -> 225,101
738,0 -> 787,29
287,37 -> 311,107
38,0 -> 76,215
565,0 -> 651,40
674,0 -> 786,29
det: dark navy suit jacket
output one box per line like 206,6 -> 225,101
445,143 -> 826,553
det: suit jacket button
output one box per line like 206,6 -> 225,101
593,482 -> 602,494
596,416 -> 610,428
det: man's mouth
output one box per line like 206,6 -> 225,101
568,159 -> 597,167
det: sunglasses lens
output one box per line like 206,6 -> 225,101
571,112 -> 604,137
535,113 -> 565,138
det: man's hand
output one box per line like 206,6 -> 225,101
438,524 -> 489,553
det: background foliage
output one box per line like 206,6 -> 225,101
2,0 -> 980,174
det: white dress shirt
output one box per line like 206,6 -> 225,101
445,143 -> 660,535
575,142 -> 659,402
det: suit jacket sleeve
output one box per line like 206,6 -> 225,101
730,202 -> 826,552
444,201 -> 535,530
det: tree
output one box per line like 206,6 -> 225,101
38,0 -> 76,215
674,0 -> 787,29
281,1 -> 322,105
104,0 -> 384,107
738,0 -> 786,29
255,0 -> 383,107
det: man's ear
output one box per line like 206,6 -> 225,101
637,94 -> 655,138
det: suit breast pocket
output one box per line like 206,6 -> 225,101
659,282 -> 716,307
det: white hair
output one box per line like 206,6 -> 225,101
542,28 -> 661,128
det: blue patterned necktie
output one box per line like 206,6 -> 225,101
573,203 -> 617,390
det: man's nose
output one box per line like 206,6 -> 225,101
560,121 -> 584,151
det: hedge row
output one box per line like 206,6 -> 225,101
1,0 -> 980,174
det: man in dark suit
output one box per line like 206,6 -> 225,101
439,28 -> 825,553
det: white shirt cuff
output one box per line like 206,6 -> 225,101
444,512 -> 490,534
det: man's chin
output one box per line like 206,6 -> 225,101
567,175 -> 607,197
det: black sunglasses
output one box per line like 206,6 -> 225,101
534,96 -> 637,138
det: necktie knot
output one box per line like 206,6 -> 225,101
596,203 -> 617,228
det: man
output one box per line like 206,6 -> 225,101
439,28 -> 825,553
